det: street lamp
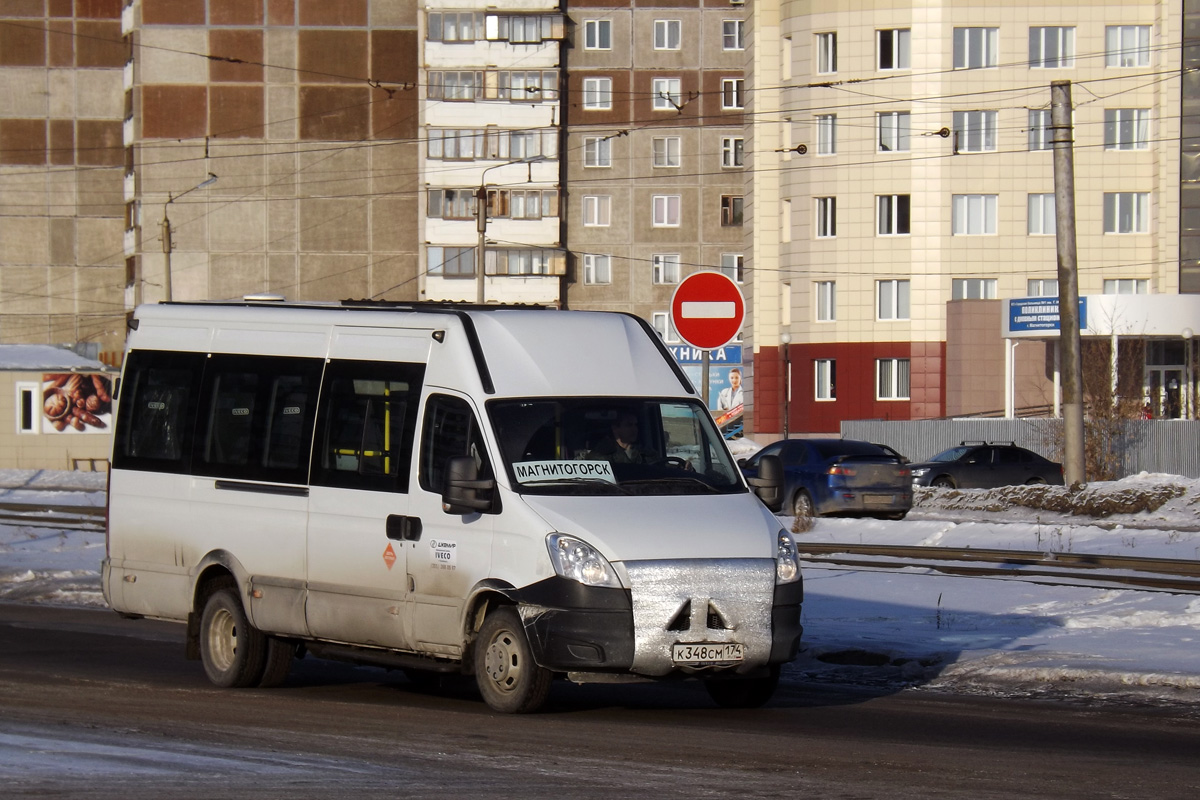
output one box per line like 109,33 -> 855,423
160,172 -> 217,302
780,330 -> 792,438
475,156 -> 548,304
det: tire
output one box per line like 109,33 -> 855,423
931,476 -> 955,489
257,637 -> 295,688
474,607 -> 552,714
884,510 -> 909,521
1025,477 -> 1047,486
199,586 -> 268,688
791,490 -> 815,519
705,666 -> 780,709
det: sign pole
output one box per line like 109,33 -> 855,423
701,351 -> 710,409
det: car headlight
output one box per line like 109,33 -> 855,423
775,529 -> 801,584
546,534 -> 622,588
911,467 -> 930,477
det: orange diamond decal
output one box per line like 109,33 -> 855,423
383,543 -> 396,570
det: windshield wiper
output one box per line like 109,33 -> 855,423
621,476 -> 724,493
519,478 -> 633,494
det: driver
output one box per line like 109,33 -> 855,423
589,410 -> 657,465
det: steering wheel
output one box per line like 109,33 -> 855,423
654,456 -> 691,470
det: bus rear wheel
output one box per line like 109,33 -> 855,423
200,586 -> 268,688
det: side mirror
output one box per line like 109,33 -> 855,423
442,456 -> 494,515
745,454 -> 783,512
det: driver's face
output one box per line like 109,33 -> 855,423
613,414 -> 638,444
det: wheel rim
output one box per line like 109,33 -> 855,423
207,606 -> 238,674
483,627 -> 522,695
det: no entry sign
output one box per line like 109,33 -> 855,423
670,271 -> 745,350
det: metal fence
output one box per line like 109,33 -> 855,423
841,418 -> 1200,479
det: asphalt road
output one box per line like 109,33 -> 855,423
1,603 -> 1198,799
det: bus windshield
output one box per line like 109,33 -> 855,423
488,398 -> 745,497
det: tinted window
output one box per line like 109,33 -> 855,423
194,355 -> 323,484
811,440 -> 885,459
112,350 -> 205,472
420,394 -> 493,494
311,360 -> 425,492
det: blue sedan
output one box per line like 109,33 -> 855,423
740,439 -> 913,520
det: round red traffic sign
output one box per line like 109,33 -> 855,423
670,272 -> 745,350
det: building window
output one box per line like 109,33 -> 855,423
583,253 -> 611,285
816,32 -> 837,74
877,195 -> 910,236
815,359 -> 836,401
815,280 -> 836,322
652,78 -> 682,111
952,278 -> 998,299
723,20 -> 745,51
654,19 -> 681,50
653,253 -> 681,284
487,189 -> 559,220
721,79 -> 745,110
427,12 -> 482,43
428,70 -> 482,101
1106,25 -> 1150,67
583,136 -> 611,167
486,248 -> 564,276
815,197 -> 836,238
1104,109 -> 1149,150
720,253 -> 744,283
953,27 -> 998,69
1028,193 -> 1056,235
877,358 -> 911,400
427,188 -> 477,220
1103,278 -> 1149,294
816,114 -> 836,155
1028,109 -> 1052,151
877,279 -> 910,320
1030,26 -> 1075,68
652,136 -> 681,167
952,194 -> 998,235
652,195 -> 681,227
584,19 -> 611,50
720,195 -> 744,226
878,28 -> 910,70
582,195 -> 611,227
582,77 -> 612,110
427,246 -> 475,277
16,382 -> 38,434
722,137 -> 744,167
652,312 -> 680,343
877,111 -> 910,152
1027,278 -> 1058,296
1103,192 -> 1150,233
953,110 -> 998,152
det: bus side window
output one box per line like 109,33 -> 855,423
419,394 -> 492,494
112,350 -> 205,472
310,360 -> 425,493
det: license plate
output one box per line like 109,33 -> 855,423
864,494 -> 895,505
672,642 -> 744,665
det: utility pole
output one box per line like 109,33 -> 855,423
1051,80 -> 1086,485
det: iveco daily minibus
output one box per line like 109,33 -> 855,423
103,300 -> 799,712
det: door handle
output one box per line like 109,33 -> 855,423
386,515 -> 422,542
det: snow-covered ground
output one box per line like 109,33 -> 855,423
3,466 -> 1200,708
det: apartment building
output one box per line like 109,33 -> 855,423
421,1 -> 564,305
0,0 -> 126,362
748,0 -> 1185,436
563,1 -> 748,347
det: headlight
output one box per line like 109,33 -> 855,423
775,529 -> 801,584
546,534 -> 622,588
911,467 -> 929,477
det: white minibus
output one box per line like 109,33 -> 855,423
103,300 -> 798,712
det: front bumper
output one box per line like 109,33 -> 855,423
512,564 -> 804,676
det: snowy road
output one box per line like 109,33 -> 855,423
2,603 -> 1199,799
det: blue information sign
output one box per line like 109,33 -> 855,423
1007,297 -> 1087,333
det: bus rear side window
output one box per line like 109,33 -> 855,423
112,351 -> 205,471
